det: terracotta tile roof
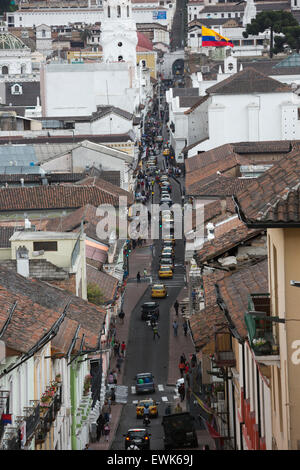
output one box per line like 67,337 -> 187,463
185,140 -> 295,196
0,185 -> 122,212
189,259 -> 268,350
76,176 -> 134,204
195,216 -> 262,264
45,204 -> 99,232
186,156 -> 239,191
0,266 -> 105,354
86,244 -> 108,265
233,145 -> 300,225
86,265 -> 118,303
206,67 -> 291,95
185,144 -> 238,173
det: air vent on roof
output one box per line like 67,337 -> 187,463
201,66 -> 210,73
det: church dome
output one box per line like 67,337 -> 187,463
0,32 -> 27,50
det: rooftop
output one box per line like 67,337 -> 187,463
206,67 -> 292,95
189,259 -> 268,350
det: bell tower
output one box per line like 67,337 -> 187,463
100,0 -> 138,67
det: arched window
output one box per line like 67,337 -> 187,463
117,5 -> 121,17
21,64 -> 26,74
11,84 -> 22,95
127,5 -> 129,17
2,66 -> 8,75
108,5 -> 111,17
118,55 -> 123,61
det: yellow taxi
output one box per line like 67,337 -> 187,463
164,237 -> 176,246
158,266 -> 173,278
151,283 -> 167,298
163,148 -> 170,156
136,399 -> 158,418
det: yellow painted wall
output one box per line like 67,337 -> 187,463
267,228 -> 300,449
137,51 -> 157,79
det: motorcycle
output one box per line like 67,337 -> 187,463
143,415 -> 151,427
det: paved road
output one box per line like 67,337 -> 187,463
111,110 -> 186,451
170,0 -> 187,51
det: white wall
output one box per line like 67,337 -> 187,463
42,62 -> 140,117
75,113 -> 133,135
197,91 -> 300,152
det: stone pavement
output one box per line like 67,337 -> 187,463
88,242 -> 152,450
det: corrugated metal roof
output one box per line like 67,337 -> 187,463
0,145 -> 37,166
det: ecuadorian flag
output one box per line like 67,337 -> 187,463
202,26 -> 234,48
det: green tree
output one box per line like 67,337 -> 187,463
273,26 -> 300,54
87,283 -> 105,306
0,0 -> 17,15
80,27 -> 92,46
243,11 -> 298,58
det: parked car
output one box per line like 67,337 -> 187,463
135,372 -> 155,394
124,428 -> 151,450
141,301 -> 159,321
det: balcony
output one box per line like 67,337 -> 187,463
244,293 -> 281,367
35,382 -> 62,445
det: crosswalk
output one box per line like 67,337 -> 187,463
129,383 -> 180,404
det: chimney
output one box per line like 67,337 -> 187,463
16,245 -> 30,278
206,222 -> 215,240
24,218 -> 31,230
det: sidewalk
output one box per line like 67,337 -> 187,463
167,286 -> 216,449
89,242 -> 152,450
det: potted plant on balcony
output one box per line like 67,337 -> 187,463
252,337 -> 272,355
55,373 -> 62,383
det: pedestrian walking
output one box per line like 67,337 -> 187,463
183,320 -> 188,336
178,383 -> 185,402
174,299 -> 179,316
104,423 -> 110,442
153,324 -> 160,340
184,362 -> 190,375
113,340 -> 120,357
121,341 -> 126,357
116,355 -> 123,373
102,400 -> 111,423
143,268 -> 147,279
118,310 -> 125,324
110,387 -> 116,405
175,403 -> 182,413
180,353 -> 186,364
179,360 -> 185,378
165,404 -> 172,415
137,271 -> 141,283
108,371 -> 114,384
113,370 -> 118,385
173,320 -> 179,337
96,413 -> 105,441
191,353 -> 197,368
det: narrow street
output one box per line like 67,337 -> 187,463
111,100 -> 186,450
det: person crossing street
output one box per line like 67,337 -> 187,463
152,324 -> 160,340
